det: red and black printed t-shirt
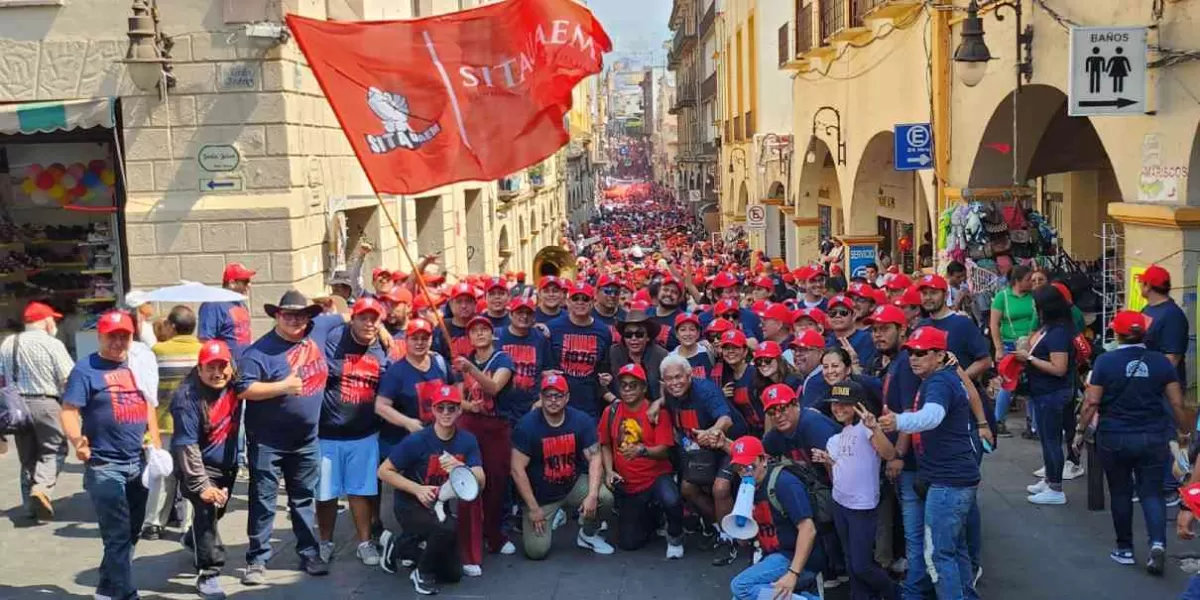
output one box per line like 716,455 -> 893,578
318,322 -> 389,440
234,331 -> 330,450
497,327 -> 553,424
387,426 -> 482,488
712,361 -> 764,432
64,354 -> 150,464
376,354 -> 455,442
512,406 -> 598,505
547,315 -> 612,419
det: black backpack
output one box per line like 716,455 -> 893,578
765,458 -> 835,533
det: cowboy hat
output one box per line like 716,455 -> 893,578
617,309 -> 661,343
264,290 -> 323,320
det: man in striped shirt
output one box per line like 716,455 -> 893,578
142,305 -> 204,540
0,302 -> 75,522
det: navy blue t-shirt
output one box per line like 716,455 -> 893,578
497,327 -> 553,425
171,378 -> 242,468
512,407 -> 598,504
682,348 -> 715,380
432,319 -> 473,362
547,315 -> 612,419
752,469 -> 824,569
650,308 -> 681,350
1143,298 -> 1190,388
921,313 -> 990,368
376,354 -> 454,442
235,331 -> 330,450
1091,345 -> 1177,435
197,300 -> 253,358
462,350 -> 516,419
536,307 -> 564,325
666,377 -> 746,440
485,312 -> 511,329
319,322 -> 388,440
763,407 -> 840,464
699,307 -> 764,341
386,426 -> 482,487
593,307 -> 627,344
1027,323 -> 1075,396
826,329 -> 877,372
712,362 -> 763,433
64,355 -> 151,464
910,368 -> 980,487
883,350 -> 921,471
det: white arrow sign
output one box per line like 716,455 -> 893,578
906,154 -> 932,166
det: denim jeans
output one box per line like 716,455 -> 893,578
730,552 -> 818,600
925,484 -> 979,600
1181,574 -> 1200,600
832,502 -> 898,600
84,460 -> 148,600
1097,430 -> 1170,549
1032,388 -> 1071,485
246,438 -> 321,566
897,470 -> 933,600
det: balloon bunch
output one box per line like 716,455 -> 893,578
17,161 -> 116,207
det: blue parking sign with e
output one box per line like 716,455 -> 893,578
894,123 -> 933,171
847,245 -> 876,279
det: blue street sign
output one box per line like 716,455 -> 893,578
847,244 -> 876,279
894,123 -> 933,171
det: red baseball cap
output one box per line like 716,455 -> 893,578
711,272 -> 738,289
450,282 -> 475,299
791,329 -> 826,350
720,329 -> 748,348
904,326 -> 948,351
705,318 -> 735,335
223,262 -> 256,283
431,384 -> 462,406
714,298 -> 740,317
23,301 -> 61,323
750,300 -> 770,317
1110,310 -> 1149,336
895,285 -> 923,308
508,296 -> 536,312
568,281 -> 595,298
382,287 -> 413,305
997,354 -> 1023,392
406,318 -> 434,337
916,274 -> 948,291
466,315 -> 493,331
781,272 -> 796,284
352,297 -> 385,318
1138,265 -> 1171,288
884,273 -> 913,290
761,383 -> 798,410
752,276 -> 775,291
675,312 -> 701,328
539,276 -> 567,291
754,340 -> 783,360
729,435 -> 766,466
371,267 -> 392,281
596,274 -> 619,289
97,311 -> 136,335
794,307 -> 828,327
864,305 -> 907,327
618,363 -> 648,382
197,340 -> 233,366
827,295 -> 854,311
483,277 -> 508,293
763,303 -> 795,325
1050,282 -> 1074,304
659,275 -> 682,290
542,374 -> 568,393
847,282 -> 874,300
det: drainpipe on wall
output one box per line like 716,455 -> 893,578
930,1 -> 953,269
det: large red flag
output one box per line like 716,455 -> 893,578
286,0 -> 612,195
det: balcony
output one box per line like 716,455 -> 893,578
820,0 -> 845,41
672,30 -> 697,59
733,115 -> 742,142
744,111 -> 755,138
497,176 -> 522,202
701,72 -> 717,101
699,1 -> 716,38
670,85 -> 696,114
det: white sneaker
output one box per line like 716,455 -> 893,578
1033,466 -> 1046,478
666,541 -> 684,559
356,541 -> 380,566
577,530 -> 615,555
1028,489 -> 1067,505
1063,460 -> 1085,480
462,564 -> 483,577
94,595 -> 114,600
319,540 -> 334,563
500,540 -> 517,555
1026,479 -> 1050,495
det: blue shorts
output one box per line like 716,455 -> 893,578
318,433 -> 380,501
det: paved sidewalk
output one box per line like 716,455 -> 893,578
0,427 -> 1191,599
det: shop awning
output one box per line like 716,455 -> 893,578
0,98 -> 115,135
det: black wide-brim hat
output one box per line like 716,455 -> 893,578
264,289 -> 323,320
617,309 -> 661,342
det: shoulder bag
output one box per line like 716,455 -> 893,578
0,334 -> 33,435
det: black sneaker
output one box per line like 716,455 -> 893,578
711,539 -> 739,566
1147,544 -> 1166,576
410,570 -> 439,595
1167,491 -> 1182,508
300,555 -> 330,576
1020,429 -> 1037,440
379,530 -> 397,574
140,525 -> 162,541
995,422 -> 1013,438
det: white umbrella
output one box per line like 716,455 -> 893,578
143,281 -> 247,303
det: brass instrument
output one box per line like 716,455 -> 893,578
532,245 -> 577,285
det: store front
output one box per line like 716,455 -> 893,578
0,98 -> 128,358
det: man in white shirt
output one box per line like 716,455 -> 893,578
1,302 -> 76,521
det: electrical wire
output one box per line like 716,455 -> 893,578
796,7 -> 924,81
1027,0 -> 1200,69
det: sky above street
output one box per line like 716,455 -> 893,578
588,0 -> 672,65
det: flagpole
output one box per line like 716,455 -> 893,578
371,191 -> 457,354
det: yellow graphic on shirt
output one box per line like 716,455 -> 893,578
620,417 -> 643,448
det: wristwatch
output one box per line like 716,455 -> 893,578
637,445 -> 649,457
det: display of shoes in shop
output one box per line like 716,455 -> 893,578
86,222 -> 112,244
0,252 -> 45,274
89,251 -> 114,271
27,224 -> 48,241
89,280 -> 116,300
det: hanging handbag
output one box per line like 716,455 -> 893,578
0,334 -> 33,435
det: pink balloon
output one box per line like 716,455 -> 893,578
23,164 -> 43,178
67,164 -> 85,179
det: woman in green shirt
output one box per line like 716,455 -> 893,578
991,265 -> 1037,436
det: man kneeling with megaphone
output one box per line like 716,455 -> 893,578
378,384 -> 485,596
726,436 -> 825,600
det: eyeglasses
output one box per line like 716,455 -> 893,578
433,403 -> 460,414
542,391 -> 566,401
618,379 -> 644,390
600,286 -> 621,295
765,403 -> 795,417
623,330 -> 648,339
828,309 -> 853,318
754,358 -> 776,367
720,312 -> 739,320
569,295 -> 592,303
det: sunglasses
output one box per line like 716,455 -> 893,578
828,309 -> 853,318
433,403 -> 460,414
765,403 -> 795,417
910,349 -> 938,358
618,379 -> 644,390
719,312 -> 739,320
569,295 -> 592,302
754,358 -> 776,367
600,286 -> 621,295
623,330 -> 648,339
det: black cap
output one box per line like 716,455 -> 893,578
825,379 -> 866,404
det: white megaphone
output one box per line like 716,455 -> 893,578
720,475 -> 759,540
433,453 -> 480,522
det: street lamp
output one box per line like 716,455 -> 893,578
728,147 -> 747,174
122,0 -> 174,97
811,106 -> 846,166
953,0 -> 1034,90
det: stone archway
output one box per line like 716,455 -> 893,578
497,224 -> 511,272
967,84 -> 1119,261
849,130 -> 926,265
794,137 -> 845,261
736,180 -> 750,217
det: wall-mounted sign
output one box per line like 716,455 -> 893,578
219,63 -> 257,91
847,244 -> 877,279
199,175 -> 244,193
877,195 -> 896,209
197,145 -> 241,172
746,205 -> 767,231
